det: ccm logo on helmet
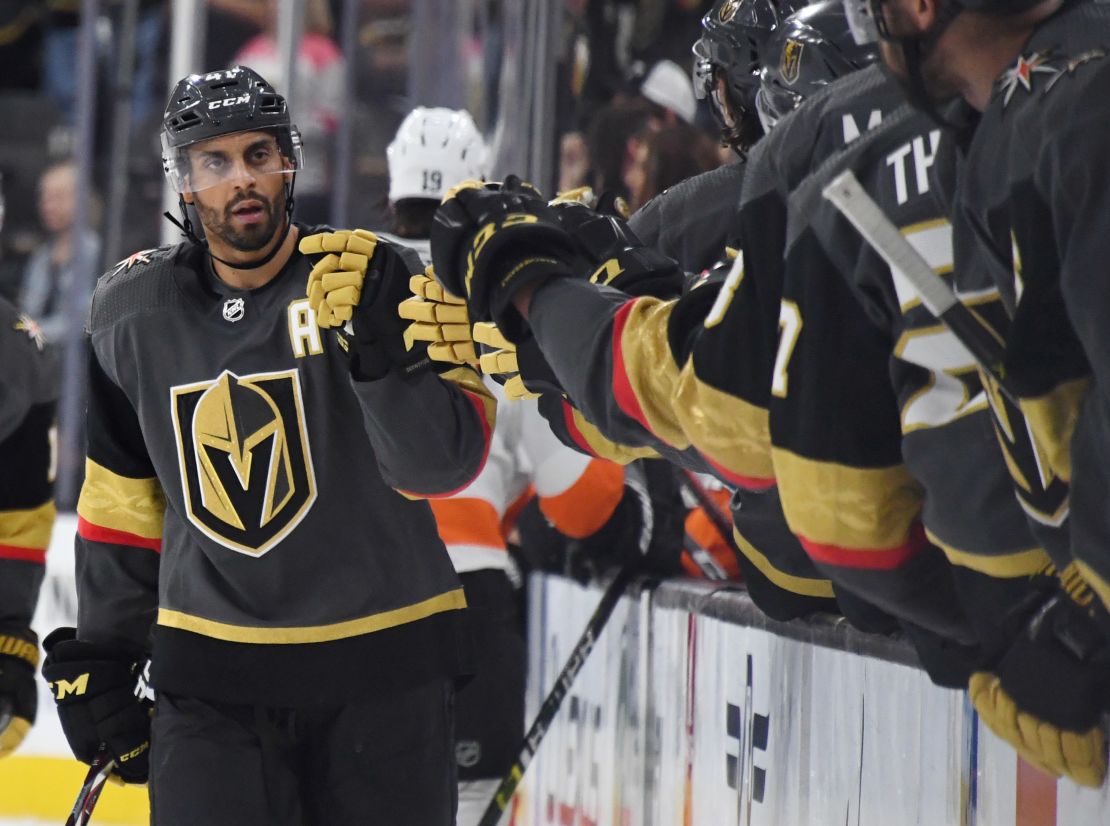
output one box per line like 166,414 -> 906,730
208,94 -> 251,110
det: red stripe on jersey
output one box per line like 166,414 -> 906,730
0,544 -> 46,563
799,522 -> 926,570
77,516 -> 162,553
701,453 -> 775,491
400,388 -> 493,499
610,299 -> 652,431
561,401 -> 600,458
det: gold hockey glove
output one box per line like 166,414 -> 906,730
300,229 -> 432,380
473,322 -> 536,400
969,592 -> 1110,788
300,229 -> 379,328
0,629 -> 38,759
399,268 -> 476,364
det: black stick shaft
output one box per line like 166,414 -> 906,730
476,564 -> 639,826
66,751 -> 115,826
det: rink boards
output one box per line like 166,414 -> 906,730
518,574 -> 1110,826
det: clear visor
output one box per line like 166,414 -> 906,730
844,0 -> 880,46
161,126 -> 304,194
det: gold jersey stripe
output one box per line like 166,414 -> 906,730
732,527 -> 836,598
1018,376 -> 1090,483
617,297 -> 774,481
157,587 -> 467,644
77,458 -> 165,541
565,405 -> 658,465
772,447 -> 923,551
926,529 -> 1050,578
0,500 -> 56,551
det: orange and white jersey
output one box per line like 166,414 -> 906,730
429,379 -> 626,575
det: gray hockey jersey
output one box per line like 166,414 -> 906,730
76,229 -> 495,705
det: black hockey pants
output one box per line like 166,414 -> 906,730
148,677 -> 456,825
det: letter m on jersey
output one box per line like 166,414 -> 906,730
170,369 -> 317,556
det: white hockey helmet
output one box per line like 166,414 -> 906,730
386,107 -> 490,202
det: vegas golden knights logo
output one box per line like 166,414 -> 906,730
718,0 -> 742,22
171,369 -> 316,555
780,39 -> 805,86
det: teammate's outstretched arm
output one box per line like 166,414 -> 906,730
430,180 -> 775,489
300,229 -> 495,498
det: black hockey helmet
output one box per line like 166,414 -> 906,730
160,66 -> 303,194
693,0 -> 807,149
755,0 -> 877,130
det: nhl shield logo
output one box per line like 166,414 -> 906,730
718,0 -> 742,22
780,38 -> 805,85
171,368 -> 316,556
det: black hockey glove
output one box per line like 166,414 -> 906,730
41,628 -> 153,784
300,229 -> 433,381
430,177 -> 579,339
549,193 -> 685,301
969,594 -> 1110,788
0,627 -> 38,758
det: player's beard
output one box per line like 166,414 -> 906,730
194,186 -> 286,253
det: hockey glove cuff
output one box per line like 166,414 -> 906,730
0,628 -> 39,758
41,628 -> 153,784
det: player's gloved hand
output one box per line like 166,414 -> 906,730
41,628 -> 153,784
0,627 -> 38,758
430,177 -> 579,338
969,594 -> 1110,788
472,322 -> 565,400
300,229 -> 429,380
399,268 -> 476,364
548,190 -> 684,300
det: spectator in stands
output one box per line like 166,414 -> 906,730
623,121 -> 720,211
638,59 -> 699,126
18,160 -> 100,345
232,0 -> 344,225
585,97 -> 654,201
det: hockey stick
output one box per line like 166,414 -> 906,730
821,171 -> 1017,402
66,751 -> 115,826
477,562 -> 640,826
684,530 -> 729,581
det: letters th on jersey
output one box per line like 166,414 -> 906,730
171,368 -> 316,555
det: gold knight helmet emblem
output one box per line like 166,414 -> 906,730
172,369 -> 316,556
780,38 -> 805,86
193,372 -> 294,531
718,0 -> 742,23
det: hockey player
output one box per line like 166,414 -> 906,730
860,0 -> 1110,783
0,297 -> 56,760
627,0 -> 780,273
40,67 -> 494,825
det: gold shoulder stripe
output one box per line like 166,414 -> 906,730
773,447 -> 923,551
77,458 -> 165,541
925,529 -> 1050,578
157,588 -> 467,644
733,527 -> 835,598
0,501 -> 56,552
